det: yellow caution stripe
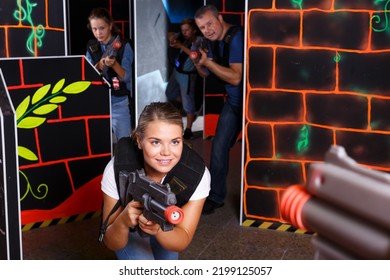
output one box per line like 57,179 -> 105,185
21,211 -> 101,232
242,219 -> 312,234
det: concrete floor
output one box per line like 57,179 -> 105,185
21,131 -> 314,260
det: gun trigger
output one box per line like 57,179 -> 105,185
131,172 -> 136,183
142,193 -> 151,211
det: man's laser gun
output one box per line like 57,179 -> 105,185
118,169 -> 184,237
281,145 -> 390,259
189,37 -> 207,63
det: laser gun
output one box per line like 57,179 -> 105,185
189,37 -> 207,63
281,145 -> 390,259
104,35 -> 122,59
118,169 -> 184,237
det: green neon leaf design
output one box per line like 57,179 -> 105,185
63,81 -> 91,94
15,95 -> 30,120
18,116 -> 46,129
33,104 -> 58,115
49,96 -> 67,104
15,78 -> 92,202
19,170 -> 49,201
52,78 -> 65,94
32,84 -> 51,104
18,145 -> 38,161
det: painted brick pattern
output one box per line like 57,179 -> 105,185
244,1 -> 390,223
0,0 -> 65,57
0,0 -> 128,226
0,56 -> 111,224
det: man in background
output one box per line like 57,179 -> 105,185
193,4 -> 244,214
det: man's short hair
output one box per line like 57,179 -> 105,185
194,4 -> 219,19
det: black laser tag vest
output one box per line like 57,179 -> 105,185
113,137 -> 205,206
209,25 -> 242,84
98,137 -> 205,242
87,37 -> 130,97
174,42 -> 197,74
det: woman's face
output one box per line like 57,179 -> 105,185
89,18 -> 112,44
138,120 -> 183,181
181,23 -> 197,41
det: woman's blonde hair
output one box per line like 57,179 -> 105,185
132,102 -> 183,140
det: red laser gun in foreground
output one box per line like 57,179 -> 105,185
119,169 -> 184,237
281,145 -> 390,259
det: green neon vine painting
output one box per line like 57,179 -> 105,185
296,125 -> 310,153
292,0 -> 303,10
371,0 -> 390,32
13,0 -> 45,55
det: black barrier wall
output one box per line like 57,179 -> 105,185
0,69 -> 22,259
0,56 -> 112,232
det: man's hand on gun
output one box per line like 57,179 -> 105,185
190,48 -> 208,65
189,37 -> 208,65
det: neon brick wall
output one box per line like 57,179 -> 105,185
0,0 -> 65,57
243,1 -> 390,224
0,74 -> 21,259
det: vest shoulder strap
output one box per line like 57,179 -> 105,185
163,143 -> 205,206
224,25 -> 242,44
210,25 -> 242,83
113,137 -> 143,189
87,39 -> 102,63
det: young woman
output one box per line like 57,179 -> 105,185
100,102 -> 210,260
86,7 -> 134,142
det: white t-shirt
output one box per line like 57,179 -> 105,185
101,157 -> 211,201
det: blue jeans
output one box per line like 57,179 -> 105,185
111,95 -> 131,142
209,102 -> 242,204
166,69 -> 197,114
115,232 -> 179,260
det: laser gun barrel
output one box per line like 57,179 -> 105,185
281,145 -> 390,259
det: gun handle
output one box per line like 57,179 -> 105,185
135,226 -> 150,238
164,206 -> 184,225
